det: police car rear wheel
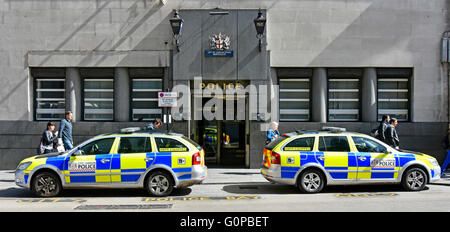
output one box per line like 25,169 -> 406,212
402,167 -> 427,191
31,172 -> 61,197
298,169 -> 325,193
146,171 -> 174,197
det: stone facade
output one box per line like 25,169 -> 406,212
0,0 -> 448,169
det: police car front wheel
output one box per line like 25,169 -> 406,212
31,172 -> 62,197
297,169 -> 325,194
145,171 -> 174,197
401,167 -> 427,191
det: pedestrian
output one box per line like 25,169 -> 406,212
266,122 -> 280,145
441,129 -> 450,175
385,117 -> 400,149
375,114 -> 390,143
58,111 -> 73,151
146,118 -> 162,131
40,121 -> 59,154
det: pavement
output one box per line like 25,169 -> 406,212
2,168 -> 450,212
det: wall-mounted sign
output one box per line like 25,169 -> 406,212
199,81 -> 246,91
205,33 -> 234,57
158,92 -> 177,107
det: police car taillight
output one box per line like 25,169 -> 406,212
192,152 -> 201,165
271,151 -> 281,165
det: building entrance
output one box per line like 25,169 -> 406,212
198,120 -> 246,166
191,81 -> 249,167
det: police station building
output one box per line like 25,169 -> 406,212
0,0 -> 449,169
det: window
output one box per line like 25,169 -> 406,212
83,78 -> 114,121
118,137 -> 152,153
155,137 -> 189,152
131,79 -> 162,121
328,69 -> 361,121
279,78 -> 310,121
129,68 -> 164,121
318,136 -> 350,152
32,68 -> 66,121
352,136 -> 387,153
283,137 -> 315,151
79,138 -> 115,155
278,69 -> 311,121
377,68 -> 411,121
328,78 -> 360,121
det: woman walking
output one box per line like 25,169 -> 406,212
40,121 -> 59,154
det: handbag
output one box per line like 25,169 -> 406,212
56,138 -> 65,152
37,141 -> 45,154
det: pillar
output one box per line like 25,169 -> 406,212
66,68 -> 82,122
362,68 -> 377,122
114,67 -> 130,122
311,68 -> 327,122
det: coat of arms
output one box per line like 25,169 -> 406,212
209,33 -> 231,50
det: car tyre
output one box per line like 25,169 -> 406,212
401,167 -> 427,191
31,172 -> 62,197
145,171 -> 174,197
297,169 -> 325,194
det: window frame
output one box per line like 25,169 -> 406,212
376,68 -> 412,122
117,136 -> 153,154
277,69 -> 312,122
327,78 -> 361,122
78,137 -> 116,155
351,136 -> 388,153
82,77 -> 114,122
153,136 -> 191,152
130,77 -> 163,121
281,136 -> 316,152
317,135 -> 351,152
32,68 -> 67,121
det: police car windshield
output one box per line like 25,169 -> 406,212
265,136 -> 286,150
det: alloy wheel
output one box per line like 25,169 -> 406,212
150,174 -> 170,195
301,173 -> 321,192
406,170 -> 425,190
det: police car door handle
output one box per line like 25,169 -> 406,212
318,156 -> 325,161
101,158 -> 110,164
145,157 -> 153,162
358,156 -> 367,161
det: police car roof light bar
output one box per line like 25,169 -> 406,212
120,127 -> 142,133
322,127 -> 346,133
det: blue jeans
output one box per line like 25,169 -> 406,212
63,139 -> 73,151
441,150 -> 450,175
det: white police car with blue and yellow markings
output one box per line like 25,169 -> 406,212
261,127 -> 441,193
15,128 -> 207,197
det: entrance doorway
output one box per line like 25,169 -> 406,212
198,120 -> 246,166
191,81 -> 249,167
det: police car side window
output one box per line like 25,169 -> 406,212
80,138 -> 115,155
283,137 -> 315,151
155,137 -> 189,152
318,136 -> 350,152
352,136 -> 387,153
118,137 -> 152,153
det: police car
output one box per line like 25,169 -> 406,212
15,128 -> 207,197
261,127 -> 441,193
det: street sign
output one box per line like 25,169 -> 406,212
158,92 -> 177,107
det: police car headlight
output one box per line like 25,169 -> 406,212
17,162 -> 31,170
427,158 -> 439,167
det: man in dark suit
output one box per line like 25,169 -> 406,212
385,118 -> 399,149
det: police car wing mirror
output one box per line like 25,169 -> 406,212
72,149 -> 83,156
